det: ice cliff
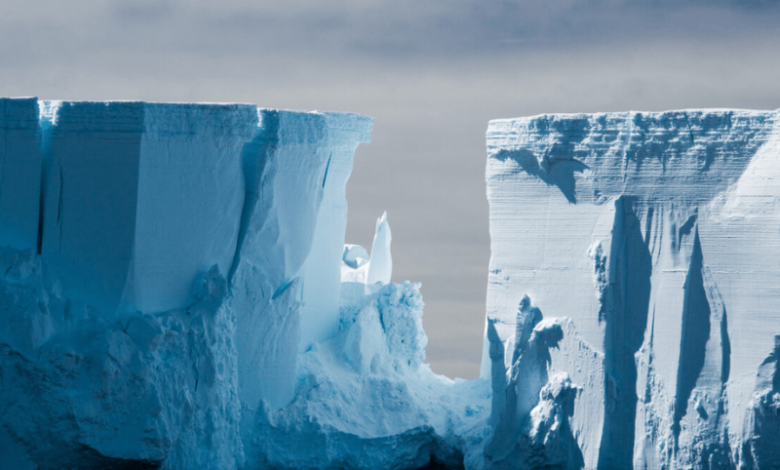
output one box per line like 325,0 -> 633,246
0,98 -> 490,470
484,110 -> 780,469
1,98 -> 779,470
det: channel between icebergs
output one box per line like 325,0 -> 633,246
1,99 -> 780,470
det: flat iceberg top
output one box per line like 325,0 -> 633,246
487,109 -> 779,204
37,100 -> 372,140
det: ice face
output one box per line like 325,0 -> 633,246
228,109 -> 372,414
0,98 -> 42,252
0,100 -> 427,470
39,101 -> 257,316
484,110 -> 780,469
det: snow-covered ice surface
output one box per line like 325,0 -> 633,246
484,110 -> 780,469
2,100 -> 780,470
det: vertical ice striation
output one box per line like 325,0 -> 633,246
484,109 -> 780,469
39,101 -> 258,315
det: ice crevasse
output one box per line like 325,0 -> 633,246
1,97 -> 780,470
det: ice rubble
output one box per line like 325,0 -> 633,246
1,99 -> 780,470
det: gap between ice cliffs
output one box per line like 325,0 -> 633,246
1,98 -> 780,470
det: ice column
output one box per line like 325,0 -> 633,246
229,109 -> 372,413
0,98 -> 42,252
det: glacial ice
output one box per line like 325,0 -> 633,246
484,110 -> 780,469
0,98 -> 491,470
1,99 -> 779,470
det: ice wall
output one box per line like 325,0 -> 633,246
0,99 -> 393,470
0,98 -> 42,252
228,109 -> 372,415
7,97 -> 780,470
483,110 -> 780,469
40,101 -> 257,315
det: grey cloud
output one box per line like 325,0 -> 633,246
176,0 -> 780,58
4,0 -> 778,67
113,1 -> 174,22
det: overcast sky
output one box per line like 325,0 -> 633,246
3,0 -> 779,378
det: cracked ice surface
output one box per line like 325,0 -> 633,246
483,110 -> 780,469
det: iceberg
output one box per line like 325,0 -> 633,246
484,110 -> 780,469
1,99 -> 779,470
0,98 -> 489,470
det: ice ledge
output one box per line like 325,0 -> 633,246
486,109 -> 780,205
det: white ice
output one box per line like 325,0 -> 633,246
483,109 -> 780,469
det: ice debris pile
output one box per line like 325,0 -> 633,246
0,98 -> 490,470
484,110 -> 780,469
2,98 -> 780,470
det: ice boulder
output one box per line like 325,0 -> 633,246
483,109 -> 780,469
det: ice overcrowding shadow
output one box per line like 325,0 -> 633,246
492,149 -> 588,204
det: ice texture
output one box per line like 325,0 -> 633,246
483,110 -> 780,469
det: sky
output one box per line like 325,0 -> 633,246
2,0 -> 779,379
